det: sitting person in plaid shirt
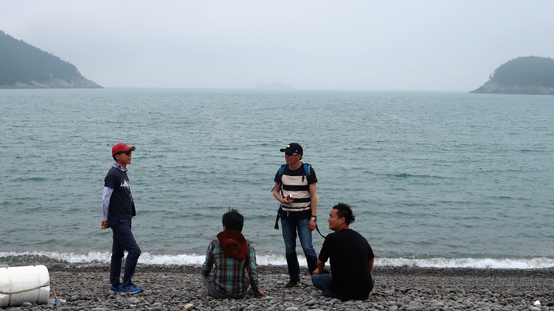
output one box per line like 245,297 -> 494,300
201,208 -> 265,298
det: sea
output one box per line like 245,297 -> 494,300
1,88 -> 553,269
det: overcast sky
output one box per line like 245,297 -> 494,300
1,1 -> 553,91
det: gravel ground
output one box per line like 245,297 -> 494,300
3,264 -> 554,310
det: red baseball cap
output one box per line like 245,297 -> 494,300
112,143 -> 136,156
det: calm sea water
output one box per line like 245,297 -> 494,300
1,88 -> 553,269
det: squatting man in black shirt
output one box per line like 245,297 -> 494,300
311,203 -> 375,300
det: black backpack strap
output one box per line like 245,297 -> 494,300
274,206 -> 282,230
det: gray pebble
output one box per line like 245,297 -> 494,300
306,298 -> 318,305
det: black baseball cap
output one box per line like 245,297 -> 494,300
280,143 -> 303,155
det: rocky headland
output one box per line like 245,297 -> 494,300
0,30 -> 101,89
471,56 -> 554,95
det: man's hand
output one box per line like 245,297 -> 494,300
258,290 -> 265,297
308,219 -> 316,231
101,220 -> 109,229
312,268 -> 321,274
281,196 -> 293,204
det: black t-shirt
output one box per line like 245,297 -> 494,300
104,166 -> 135,219
319,229 -> 374,300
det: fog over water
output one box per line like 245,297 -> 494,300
2,0 -> 554,91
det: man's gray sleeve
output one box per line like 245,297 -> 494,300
102,187 -> 114,221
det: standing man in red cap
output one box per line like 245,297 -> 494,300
101,142 -> 143,295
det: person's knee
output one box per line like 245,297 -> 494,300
111,250 -> 125,259
283,241 -> 296,254
285,249 -> 297,257
301,244 -> 316,255
311,274 -> 318,286
311,274 -> 326,289
201,274 -> 211,287
282,232 -> 297,245
128,247 -> 141,258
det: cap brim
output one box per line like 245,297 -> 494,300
121,146 -> 136,152
280,148 -> 287,152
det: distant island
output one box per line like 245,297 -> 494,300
471,56 -> 554,95
0,30 -> 101,88
253,82 -> 294,90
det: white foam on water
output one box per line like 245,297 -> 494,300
2,251 -> 554,269
378,257 -> 554,269
138,253 -> 205,265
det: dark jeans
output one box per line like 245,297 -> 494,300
281,218 -> 318,279
311,273 -> 375,300
108,216 -> 141,287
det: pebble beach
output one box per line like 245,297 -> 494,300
4,264 -> 554,311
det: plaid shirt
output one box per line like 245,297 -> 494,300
201,238 -> 261,298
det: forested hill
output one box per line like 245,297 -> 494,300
471,56 -> 554,94
0,30 -> 101,88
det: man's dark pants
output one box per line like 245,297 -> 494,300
281,217 -> 318,278
108,216 -> 141,287
312,274 -> 375,300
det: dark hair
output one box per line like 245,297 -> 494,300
112,152 -> 125,161
222,208 -> 244,232
333,203 -> 356,225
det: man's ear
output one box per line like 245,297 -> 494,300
223,225 -> 227,231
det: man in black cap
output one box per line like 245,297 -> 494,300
272,143 -> 318,288
101,142 -> 143,295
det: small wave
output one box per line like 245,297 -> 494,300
2,252 -> 553,269
0,251 -> 111,264
10,177 -> 47,182
379,257 -> 554,269
381,173 -> 449,179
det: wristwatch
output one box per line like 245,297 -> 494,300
311,216 -> 317,221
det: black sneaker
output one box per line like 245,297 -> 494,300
284,278 -> 299,288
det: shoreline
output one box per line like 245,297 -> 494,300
45,263 -> 554,276
4,264 -> 554,310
